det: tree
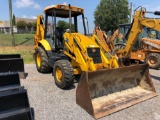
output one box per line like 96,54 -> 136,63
57,20 -> 74,31
27,22 -> 32,31
12,14 -> 16,26
94,0 -> 130,33
16,20 -> 27,29
32,21 -> 36,31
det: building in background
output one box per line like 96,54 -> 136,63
0,21 -> 10,34
0,17 -> 36,34
15,17 -> 36,24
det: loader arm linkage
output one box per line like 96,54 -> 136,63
63,33 -> 112,71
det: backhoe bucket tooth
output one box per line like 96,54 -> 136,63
0,54 -> 26,79
76,64 -> 157,119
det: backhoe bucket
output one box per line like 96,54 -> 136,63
76,64 -> 157,119
0,54 -> 26,79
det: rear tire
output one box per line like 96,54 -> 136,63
53,60 -> 74,89
35,47 -> 52,73
145,53 -> 160,69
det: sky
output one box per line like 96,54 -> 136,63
0,0 -> 160,33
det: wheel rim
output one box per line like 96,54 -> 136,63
36,53 -> 41,67
148,56 -> 157,66
56,67 -> 63,82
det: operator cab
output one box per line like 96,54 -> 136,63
146,28 -> 160,39
43,4 -> 87,51
117,23 -> 130,44
117,23 -> 146,50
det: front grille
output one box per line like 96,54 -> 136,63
87,48 -> 102,63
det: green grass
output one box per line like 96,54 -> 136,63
0,34 -> 35,64
0,34 -> 34,46
0,46 -> 34,64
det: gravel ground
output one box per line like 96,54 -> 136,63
21,64 -> 160,120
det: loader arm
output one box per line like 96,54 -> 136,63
117,8 -> 160,57
63,33 -> 111,71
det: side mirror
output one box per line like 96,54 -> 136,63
154,11 -> 160,15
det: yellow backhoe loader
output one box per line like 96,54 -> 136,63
113,23 -> 160,69
112,7 -> 160,69
94,17 -> 160,69
33,4 -> 157,118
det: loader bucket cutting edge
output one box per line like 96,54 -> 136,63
76,64 -> 157,119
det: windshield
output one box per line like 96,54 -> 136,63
146,28 -> 160,39
45,12 -> 86,38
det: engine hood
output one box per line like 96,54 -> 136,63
142,37 -> 160,49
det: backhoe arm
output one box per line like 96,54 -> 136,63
34,15 -> 45,49
118,8 -> 160,57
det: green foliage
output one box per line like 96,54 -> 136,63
32,22 -> 36,31
12,14 -> 16,26
57,20 -> 74,31
17,20 -> 27,29
94,0 -> 130,32
1,29 -> 5,34
27,22 -> 33,30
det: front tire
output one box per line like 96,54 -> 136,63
53,60 -> 74,89
35,47 -> 52,73
145,53 -> 160,69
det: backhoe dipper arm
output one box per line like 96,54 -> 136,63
118,8 -> 160,57
34,15 -> 44,49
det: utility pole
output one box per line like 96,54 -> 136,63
130,2 -> 132,23
8,0 -> 15,46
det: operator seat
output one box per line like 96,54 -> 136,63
45,26 -> 64,51
55,27 -> 64,44
55,27 -> 64,51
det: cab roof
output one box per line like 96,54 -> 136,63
44,4 -> 84,18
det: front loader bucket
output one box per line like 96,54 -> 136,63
0,73 -> 21,92
0,90 -> 34,120
0,54 -> 21,59
76,64 -> 157,119
0,54 -> 26,79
